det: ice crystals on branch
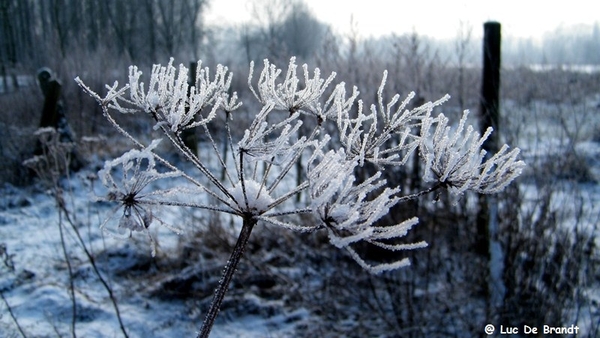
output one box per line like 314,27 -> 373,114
337,71 -> 450,167
307,146 -> 427,274
77,58 -> 240,133
237,103 -> 310,166
249,57 -> 337,119
98,139 -> 182,256
76,56 -> 528,338
77,56 -> 525,274
130,58 -> 238,131
420,111 -> 526,194
227,180 -> 275,215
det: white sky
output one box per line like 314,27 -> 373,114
205,0 -> 599,40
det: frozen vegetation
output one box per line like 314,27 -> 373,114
0,5 -> 598,336
76,57 -> 526,335
1,55 -> 527,336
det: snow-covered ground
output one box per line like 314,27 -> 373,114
3,145 -> 599,337
2,94 -> 599,337
0,168 -> 315,337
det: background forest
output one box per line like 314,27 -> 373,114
1,0 -> 599,337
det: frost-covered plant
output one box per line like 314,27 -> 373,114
75,56 -> 524,337
97,139 -> 183,256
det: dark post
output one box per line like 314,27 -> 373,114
479,22 -> 501,153
37,68 -> 63,131
476,22 -> 501,256
477,21 -> 502,323
35,67 -> 82,169
1,64 -> 7,94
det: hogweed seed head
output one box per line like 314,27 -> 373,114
77,57 -> 524,271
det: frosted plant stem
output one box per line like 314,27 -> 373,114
239,152 -> 250,210
225,112 -> 241,180
104,107 -> 233,206
396,182 -> 445,203
43,142 -> 77,337
201,122 -> 236,188
198,217 -> 257,338
168,129 -> 231,199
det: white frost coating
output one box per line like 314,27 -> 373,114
306,147 -> 424,273
79,58 -> 239,132
420,111 -> 526,194
99,139 -> 180,196
248,57 -> 337,118
228,180 -> 274,214
96,139 -> 183,256
77,57 -> 525,273
237,104 -> 308,166
336,73 -> 450,167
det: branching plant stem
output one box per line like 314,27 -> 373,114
75,58 -> 524,336
396,182 -> 445,203
197,217 -> 257,338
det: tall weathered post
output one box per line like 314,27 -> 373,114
476,23 -> 501,256
477,21 -> 503,323
479,22 -> 501,153
35,67 -> 82,170
37,68 -> 63,132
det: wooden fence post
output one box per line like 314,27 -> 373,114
479,22 -> 501,153
37,68 -> 63,131
477,21 -> 503,323
476,22 -> 502,256
35,67 -> 82,169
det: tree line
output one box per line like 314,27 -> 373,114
0,0 -> 206,68
2,0 -> 598,77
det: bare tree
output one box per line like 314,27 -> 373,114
240,0 -> 327,63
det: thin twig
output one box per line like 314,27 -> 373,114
1,291 -> 27,338
396,182 -> 445,203
59,203 -> 129,338
57,198 -> 77,338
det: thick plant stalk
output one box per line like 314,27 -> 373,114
197,217 -> 257,338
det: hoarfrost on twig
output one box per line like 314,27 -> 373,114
420,111 -> 526,194
306,146 -> 427,273
97,140 -> 183,256
249,57 -> 337,119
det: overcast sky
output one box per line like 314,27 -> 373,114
205,0 -> 599,40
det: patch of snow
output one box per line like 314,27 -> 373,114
0,168 -> 309,337
228,180 -> 274,214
